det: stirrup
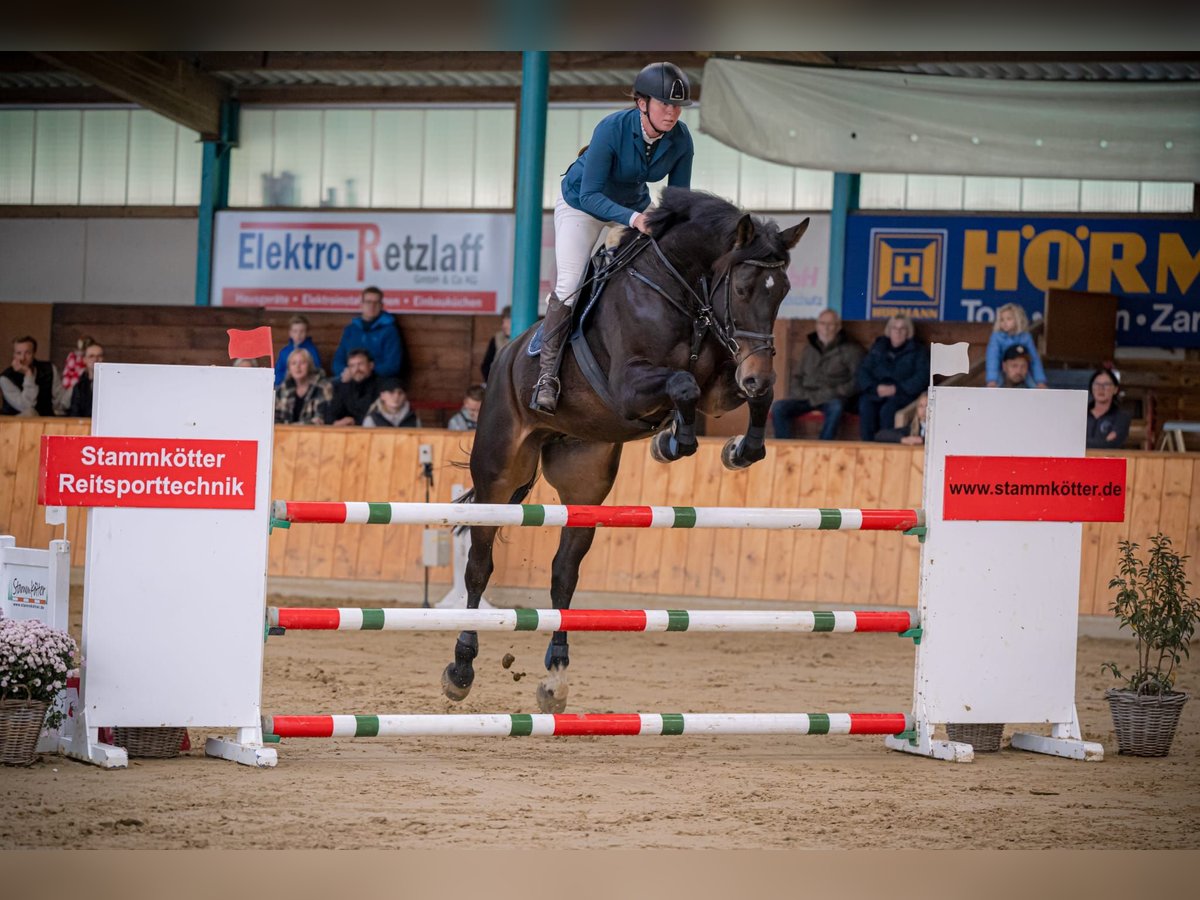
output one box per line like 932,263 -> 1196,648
530,374 -> 562,413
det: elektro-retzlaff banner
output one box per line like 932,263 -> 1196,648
211,211 -> 514,313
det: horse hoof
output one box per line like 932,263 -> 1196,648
649,430 -> 673,464
536,666 -> 569,714
441,663 -> 473,702
721,436 -> 751,470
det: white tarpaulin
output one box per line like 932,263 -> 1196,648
699,59 -> 1200,182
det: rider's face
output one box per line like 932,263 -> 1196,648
640,97 -> 681,135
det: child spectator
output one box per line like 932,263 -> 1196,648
274,348 -> 332,425
481,306 -> 511,383
274,315 -> 323,387
362,377 -> 421,428
986,303 -> 1047,389
448,384 -> 484,431
61,334 -> 95,391
874,392 -> 927,445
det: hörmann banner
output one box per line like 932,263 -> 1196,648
212,211 -> 514,313
843,215 -> 1200,348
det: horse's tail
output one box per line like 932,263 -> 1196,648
451,473 -> 540,538
452,487 -> 475,536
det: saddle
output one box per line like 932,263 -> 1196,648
526,245 -> 669,428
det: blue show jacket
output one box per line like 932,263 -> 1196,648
560,107 -> 693,224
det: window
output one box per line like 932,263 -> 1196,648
227,106 -> 516,209
861,173 -> 1193,213
0,107 -> 201,206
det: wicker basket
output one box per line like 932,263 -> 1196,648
1106,689 -> 1189,757
0,686 -> 49,766
112,727 -> 188,759
945,722 -> 1005,752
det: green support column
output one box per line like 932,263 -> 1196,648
194,100 -> 239,307
510,51 -> 549,335
827,172 -> 860,316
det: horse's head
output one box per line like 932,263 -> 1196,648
715,214 -> 809,399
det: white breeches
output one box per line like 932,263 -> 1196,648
552,185 -> 613,306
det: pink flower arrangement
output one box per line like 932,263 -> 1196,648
0,618 -> 80,730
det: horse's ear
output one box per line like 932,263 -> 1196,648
733,214 -> 755,250
780,218 -> 810,249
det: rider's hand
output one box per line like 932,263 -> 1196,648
632,214 -> 651,235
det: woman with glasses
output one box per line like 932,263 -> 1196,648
1086,367 -> 1131,449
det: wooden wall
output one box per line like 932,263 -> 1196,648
42,304 -> 503,426
4,417 -> 1197,616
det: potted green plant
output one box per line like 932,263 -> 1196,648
1102,533 -> 1200,757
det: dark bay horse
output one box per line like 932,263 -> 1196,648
443,188 -> 808,711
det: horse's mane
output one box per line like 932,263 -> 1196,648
618,187 -> 788,266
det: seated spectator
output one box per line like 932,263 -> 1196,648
1086,367 -> 1131,449
67,341 -> 104,418
874,392 -> 927,445
481,306 -> 511,383
987,303 -> 1047,389
274,315 -> 323,387
274,348 -> 332,426
363,377 -> 421,428
333,286 -> 403,381
1,336 -> 67,417
855,316 -> 929,441
999,344 -> 1033,388
448,384 -> 485,431
770,309 -> 863,440
61,334 -> 95,392
329,348 -> 380,426
232,358 -> 259,368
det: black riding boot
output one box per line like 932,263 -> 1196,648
530,294 -> 572,414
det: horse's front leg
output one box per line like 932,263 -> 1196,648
721,385 -> 773,471
612,361 -> 701,464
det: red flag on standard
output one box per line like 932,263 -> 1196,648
226,327 -> 273,361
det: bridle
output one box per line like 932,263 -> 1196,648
629,236 -> 787,369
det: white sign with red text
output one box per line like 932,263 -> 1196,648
212,210 -> 515,313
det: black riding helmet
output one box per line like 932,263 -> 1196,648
633,62 -> 692,107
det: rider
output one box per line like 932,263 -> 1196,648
530,61 -> 696,414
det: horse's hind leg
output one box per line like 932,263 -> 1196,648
441,424 -> 542,702
536,439 -> 622,713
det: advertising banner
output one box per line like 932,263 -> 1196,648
38,436 -> 259,510
212,211 -> 514,313
843,215 -> 1200,348
943,455 -> 1127,522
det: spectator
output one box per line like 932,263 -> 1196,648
986,302 -> 1047,389
1086,367 -> 1131,449
274,315 -> 323,387
67,341 -> 104,418
998,345 -> 1033,388
874,392 -> 927,445
448,384 -> 485,431
770,309 -> 864,440
333,286 -> 403,381
855,316 -> 929,441
61,334 -> 95,392
1,336 -> 67,417
329,348 -> 380,426
274,348 -> 332,426
232,358 -> 259,368
481,306 -> 512,383
363,377 -> 421,428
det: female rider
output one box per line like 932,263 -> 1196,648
531,61 -> 696,414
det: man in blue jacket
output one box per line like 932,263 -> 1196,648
333,286 -> 404,381
531,61 -> 695,414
